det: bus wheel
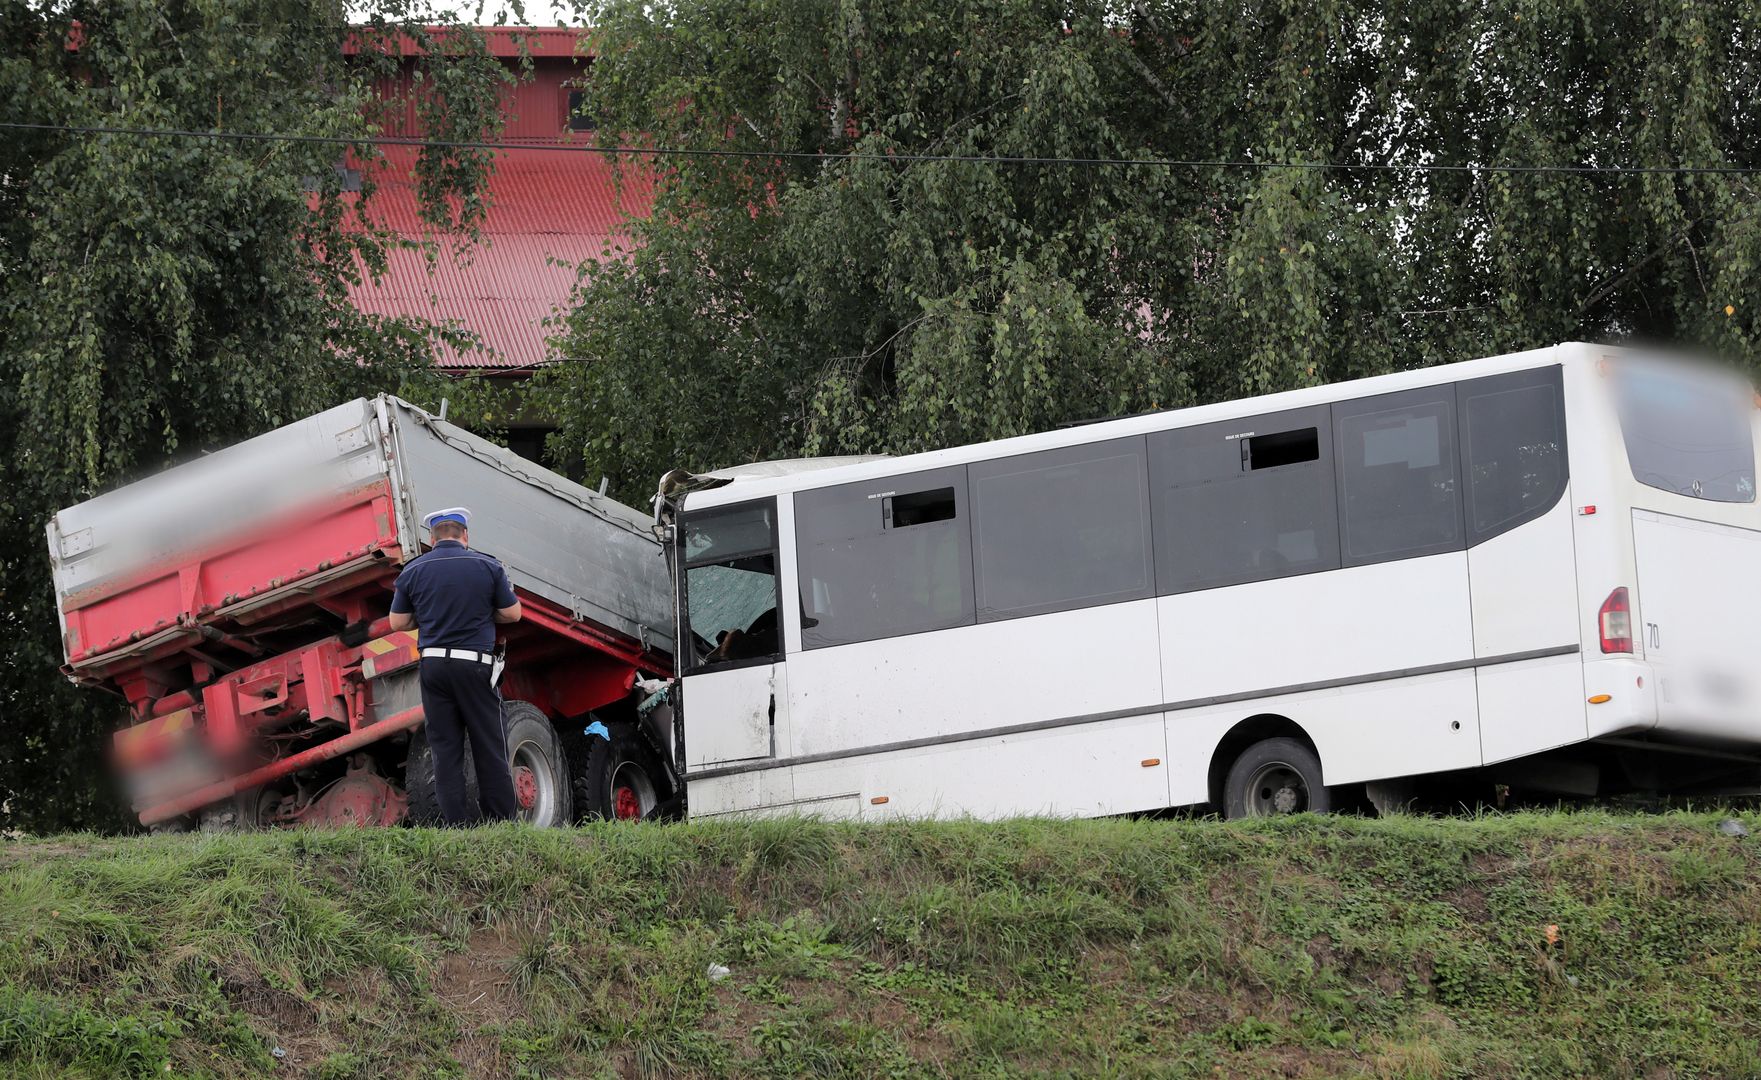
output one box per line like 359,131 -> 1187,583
568,721 -> 669,821
1223,738 -> 1331,819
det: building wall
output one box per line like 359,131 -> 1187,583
370,54 -> 592,142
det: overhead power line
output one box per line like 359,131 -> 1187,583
3,120 -> 1759,176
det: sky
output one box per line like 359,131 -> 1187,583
408,0 -> 585,27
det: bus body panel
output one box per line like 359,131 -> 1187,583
791,711 -> 1171,819
1467,494 -> 1587,763
690,766 -> 798,817
1250,670 -> 1482,788
1159,669 -> 1482,799
1157,553 -> 1473,703
1632,510 -> 1761,740
1475,654 -> 1589,765
783,598 -> 1165,760
1562,355 -> 1656,740
1467,493 -> 1580,658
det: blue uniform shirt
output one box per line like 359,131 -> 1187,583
389,541 -> 517,652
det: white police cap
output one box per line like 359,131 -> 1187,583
422,506 -> 472,530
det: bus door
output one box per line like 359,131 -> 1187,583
677,499 -> 786,769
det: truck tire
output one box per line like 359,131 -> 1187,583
197,786 -> 279,833
567,720 -> 672,821
406,700 -> 573,827
1222,737 -> 1332,819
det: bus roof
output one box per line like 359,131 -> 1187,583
677,342 -> 1593,511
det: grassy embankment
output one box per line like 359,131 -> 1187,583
2,812 -> 1759,1078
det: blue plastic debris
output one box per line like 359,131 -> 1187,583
583,720 -> 611,741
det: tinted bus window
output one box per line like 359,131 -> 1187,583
1460,367 -> 1568,542
969,439 -> 1153,621
1334,387 -> 1463,564
796,465 -> 975,648
1616,365 -> 1757,503
1151,405 -> 1340,593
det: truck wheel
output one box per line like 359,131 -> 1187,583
505,702 -> 572,827
1223,738 -> 1331,819
406,700 -> 573,827
568,721 -> 670,821
198,786 -> 280,833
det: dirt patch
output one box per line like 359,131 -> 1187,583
1304,933 -> 1340,970
1216,1044 -> 1364,1077
227,969 -> 318,1034
224,931 -> 527,1078
1439,850 -> 1505,923
452,1032 -> 508,1077
434,927 -> 523,1030
221,963 -> 330,1072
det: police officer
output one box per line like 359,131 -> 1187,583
388,507 -> 523,824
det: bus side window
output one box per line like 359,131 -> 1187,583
1333,387 -> 1464,565
969,438 -> 1153,621
1150,404 -> 1339,593
795,465 -> 975,649
1459,366 -> 1569,543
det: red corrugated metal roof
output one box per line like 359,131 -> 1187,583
348,145 -> 653,370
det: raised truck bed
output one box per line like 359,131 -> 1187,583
46,396 -> 677,829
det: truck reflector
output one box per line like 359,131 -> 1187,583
1599,587 -> 1633,653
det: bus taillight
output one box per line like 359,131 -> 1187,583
1599,587 -> 1634,654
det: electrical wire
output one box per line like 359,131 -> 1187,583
3,120 -> 1759,176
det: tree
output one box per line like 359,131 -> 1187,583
0,0 -> 512,832
540,0 -> 1761,502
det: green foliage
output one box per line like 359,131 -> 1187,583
0,987 -> 179,1079
0,1 -> 514,832
539,0 -> 1761,500
2,814 -> 1760,1076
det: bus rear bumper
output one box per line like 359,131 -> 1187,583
1583,657 -> 1660,739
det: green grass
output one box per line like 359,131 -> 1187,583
2,812 -> 1759,1078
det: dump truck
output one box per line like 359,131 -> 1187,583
46,396 -> 677,830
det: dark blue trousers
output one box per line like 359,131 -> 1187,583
418,658 -> 519,824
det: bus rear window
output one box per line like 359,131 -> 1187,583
1616,368 -> 1756,503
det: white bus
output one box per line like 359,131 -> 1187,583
654,342 -> 1761,819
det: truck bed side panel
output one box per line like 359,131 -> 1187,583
49,400 -> 393,671
387,404 -> 675,653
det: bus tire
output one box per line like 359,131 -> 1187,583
567,720 -> 669,821
406,700 -> 572,827
1223,738 -> 1331,819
